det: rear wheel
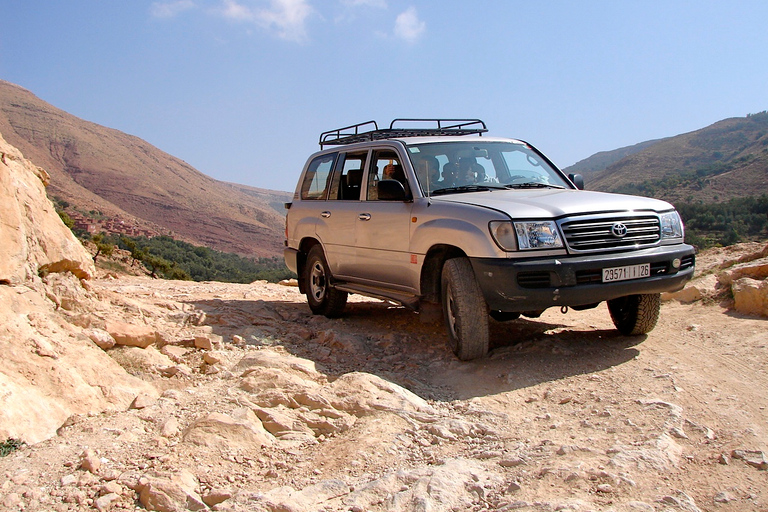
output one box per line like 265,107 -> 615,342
608,293 -> 660,335
441,258 -> 489,360
305,245 -> 347,318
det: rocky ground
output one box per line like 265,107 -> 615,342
2,244 -> 768,512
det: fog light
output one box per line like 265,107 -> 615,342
672,258 -> 681,269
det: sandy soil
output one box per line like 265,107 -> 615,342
1,248 -> 767,511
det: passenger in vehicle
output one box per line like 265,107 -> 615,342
441,162 -> 459,186
383,163 -> 406,184
457,157 -> 477,185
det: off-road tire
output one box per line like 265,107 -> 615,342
441,258 -> 489,360
305,245 -> 348,318
608,293 -> 661,335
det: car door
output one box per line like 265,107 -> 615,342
314,151 -> 368,279
349,148 -> 416,291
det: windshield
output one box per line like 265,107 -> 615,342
407,141 -> 570,195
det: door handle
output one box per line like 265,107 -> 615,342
358,213 -> 371,221
320,211 -> 331,218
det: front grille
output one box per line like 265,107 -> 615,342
559,215 -> 660,253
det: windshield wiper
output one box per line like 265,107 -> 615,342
504,182 -> 565,189
431,184 -> 505,195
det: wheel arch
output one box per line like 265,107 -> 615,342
420,244 -> 467,304
296,237 -> 321,295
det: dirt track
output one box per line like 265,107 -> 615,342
2,269 -> 767,511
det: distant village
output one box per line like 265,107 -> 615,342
67,209 -> 158,239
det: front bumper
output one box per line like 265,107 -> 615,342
470,244 -> 695,312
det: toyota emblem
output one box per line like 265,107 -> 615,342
611,222 -> 628,238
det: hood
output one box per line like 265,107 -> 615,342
432,189 -> 675,218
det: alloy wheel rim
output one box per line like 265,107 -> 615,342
310,261 -> 326,301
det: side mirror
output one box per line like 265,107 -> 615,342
377,179 -> 408,201
568,173 -> 584,190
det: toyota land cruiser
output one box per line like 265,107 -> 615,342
284,119 -> 695,360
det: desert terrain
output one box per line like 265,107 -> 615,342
2,127 -> 768,511
2,240 -> 767,512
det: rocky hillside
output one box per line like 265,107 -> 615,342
563,138 -> 668,181
3,132 -> 768,511
564,112 -> 768,204
0,79 -> 290,259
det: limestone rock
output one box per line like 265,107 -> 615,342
662,274 -> 719,303
323,372 -> 436,415
721,255 -> 768,283
79,448 -> 101,473
343,458 -> 501,511
731,449 -> 768,470
182,408 -> 274,450
107,320 -> 158,348
731,277 -> 768,317
0,132 -> 94,284
85,328 -> 117,350
137,469 -> 206,512
259,479 -> 351,512
0,285 -> 157,444
202,488 -> 233,507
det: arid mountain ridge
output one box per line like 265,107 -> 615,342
564,111 -> 768,203
0,80 -> 290,259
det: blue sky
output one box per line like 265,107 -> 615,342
1,1 -> 767,192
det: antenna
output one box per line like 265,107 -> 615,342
426,160 -> 432,206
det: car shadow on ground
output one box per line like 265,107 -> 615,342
188,296 -> 644,402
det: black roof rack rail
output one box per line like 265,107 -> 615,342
319,118 -> 487,148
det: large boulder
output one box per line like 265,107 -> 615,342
0,133 -> 155,444
0,131 -> 94,284
731,277 -> 768,317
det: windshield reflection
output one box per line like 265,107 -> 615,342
408,141 -> 569,195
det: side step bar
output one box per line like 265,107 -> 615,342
333,282 -> 420,310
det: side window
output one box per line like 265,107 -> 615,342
300,153 -> 337,200
367,150 -> 408,200
334,151 -> 367,201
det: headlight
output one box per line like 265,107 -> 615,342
489,221 -> 517,251
660,211 -> 684,240
490,220 -> 563,251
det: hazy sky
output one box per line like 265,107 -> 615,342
2,1 -> 767,192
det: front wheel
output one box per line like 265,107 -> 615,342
305,245 -> 348,318
441,258 -> 489,360
607,293 -> 660,335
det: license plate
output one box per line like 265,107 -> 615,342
602,263 -> 650,283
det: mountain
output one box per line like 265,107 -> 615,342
0,79 -> 290,259
564,113 -> 768,204
564,138 -> 668,181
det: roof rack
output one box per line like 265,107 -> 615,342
319,118 -> 487,148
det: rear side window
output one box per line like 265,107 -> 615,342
300,153 -> 337,200
331,151 -> 367,201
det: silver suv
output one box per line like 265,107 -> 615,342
284,119 -> 695,360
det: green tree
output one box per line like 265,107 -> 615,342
91,233 -> 114,263
120,236 -> 147,267
143,254 -> 171,279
